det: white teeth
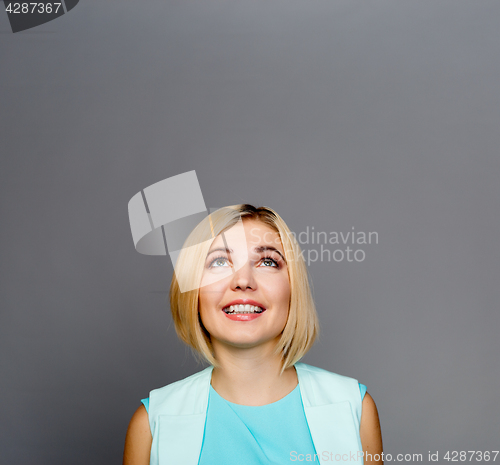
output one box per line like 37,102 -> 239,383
224,304 -> 264,314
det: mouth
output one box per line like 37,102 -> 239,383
222,304 -> 266,315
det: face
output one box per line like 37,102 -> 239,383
198,219 -> 291,352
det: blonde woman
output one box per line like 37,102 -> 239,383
123,204 -> 383,465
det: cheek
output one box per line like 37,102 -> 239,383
198,284 -> 225,322
198,290 -> 211,320
277,276 -> 291,304
197,296 -> 212,332
199,289 -> 213,311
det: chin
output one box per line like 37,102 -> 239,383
219,334 -> 281,350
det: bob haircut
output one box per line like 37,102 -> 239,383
169,204 -> 319,373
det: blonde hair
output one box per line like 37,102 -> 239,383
169,204 -> 319,373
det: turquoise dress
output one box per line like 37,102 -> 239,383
141,383 -> 367,464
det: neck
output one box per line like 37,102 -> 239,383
209,339 -> 298,406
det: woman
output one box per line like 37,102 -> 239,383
123,204 -> 383,465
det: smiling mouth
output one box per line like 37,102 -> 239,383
223,304 -> 266,314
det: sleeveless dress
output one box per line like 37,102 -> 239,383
141,382 -> 367,464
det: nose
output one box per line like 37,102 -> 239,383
230,261 -> 257,291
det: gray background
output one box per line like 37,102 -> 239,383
1,0 -> 499,463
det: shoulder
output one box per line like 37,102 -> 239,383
295,363 -> 362,410
296,362 -> 364,424
149,365 -> 214,418
123,405 -> 152,465
362,392 -> 377,409
361,392 -> 381,426
127,404 -> 150,432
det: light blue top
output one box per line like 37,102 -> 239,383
141,383 -> 367,414
141,382 -> 367,464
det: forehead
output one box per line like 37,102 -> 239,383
210,219 -> 283,250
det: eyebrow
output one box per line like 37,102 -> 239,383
205,246 -> 287,264
205,247 -> 233,259
254,246 -> 287,264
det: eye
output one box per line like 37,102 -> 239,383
208,256 -> 230,268
259,257 -> 279,268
